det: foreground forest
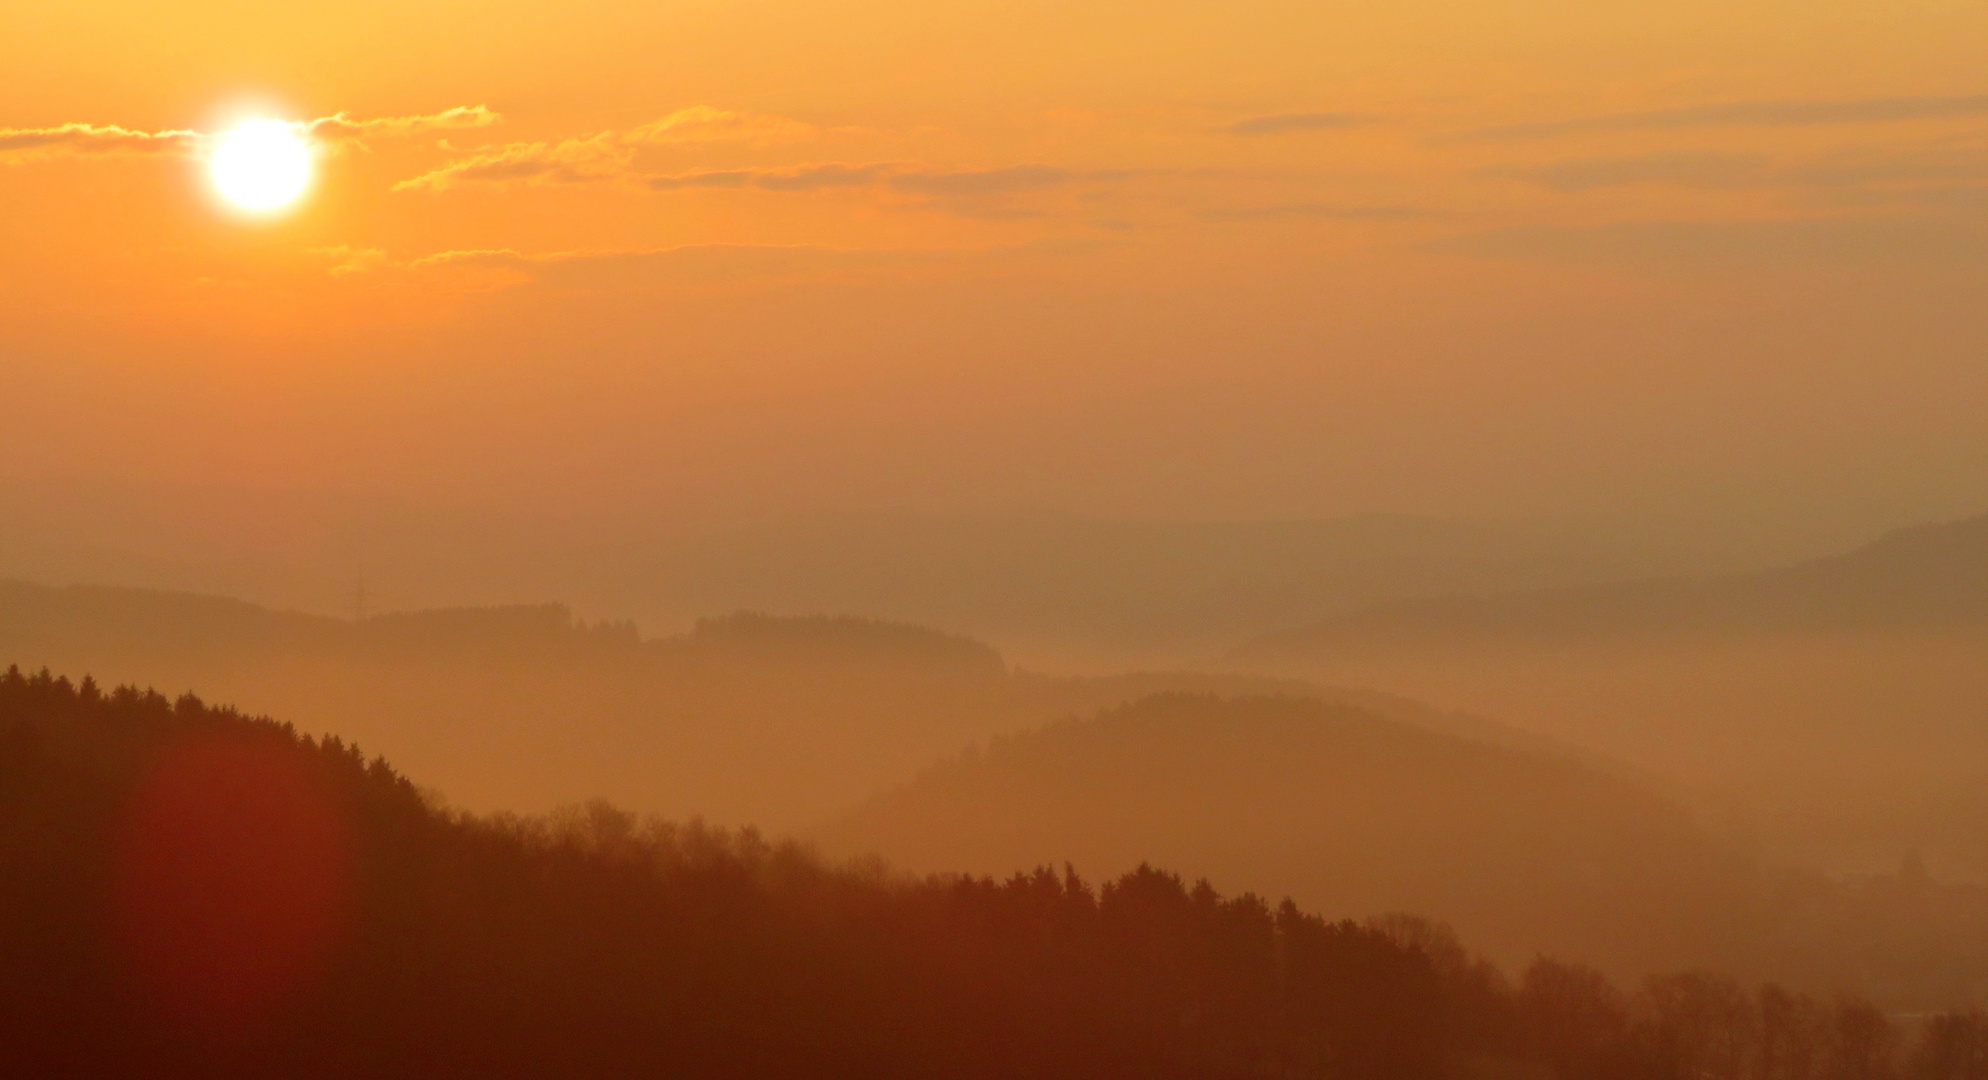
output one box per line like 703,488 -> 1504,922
6,666 -> 1988,1080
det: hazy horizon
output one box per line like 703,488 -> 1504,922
7,471 -> 1981,667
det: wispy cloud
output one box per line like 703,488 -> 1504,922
1455,94 -> 1988,142
321,242 -> 968,293
393,133 -> 630,192
1225,112 -> 1373,136
1813,185 -> 1988,214
1476,152 -> 1769,192
394,106 -> 816,192
1476,143 -> 1988,195
1198,203 -> 1433,222
892,165 -> 1101,195
0,122 -> 199,161
645,162 -> 892,192
624,105 -> 816,146
405,138 -> 1138,215
412,243 -> 924,277
308,105 -> 499,145
1434,215 -> 1988,269
310,245 -> 394,276
1780,143 -> 1988,189
323,238 -> 1109,293
640,162 -> 1116,196
392,103 -> 1155,218
1,105 -> 500,165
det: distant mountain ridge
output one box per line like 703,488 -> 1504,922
0,579 -> 1555,835
1231,511 -> 1988,882
0,580 -> 998,667
0,475 -> 1707,664
1241,510 -> 1988,656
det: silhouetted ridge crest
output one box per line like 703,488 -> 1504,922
0,579 -> 1008,664
1241,509 -> 1988,654
0,663 -> 1451,1079
7,664 -> 1981,1079
1745,510 -> 1988,624
826,692 -> 1754,976
682,611 -> 1008,670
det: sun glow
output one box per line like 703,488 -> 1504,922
208,119 -> 313,214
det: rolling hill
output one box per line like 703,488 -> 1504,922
1235,511 -> 1988,877
1243,510 -> 1988,651
820,693 -> 1754,978
819,693 -> 1988,1001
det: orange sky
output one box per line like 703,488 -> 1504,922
3,0 -> 1985,538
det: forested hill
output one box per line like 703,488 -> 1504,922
821,694 -> 1988,1005
3,666 -> 1977,1080
821,693 -> 1748,978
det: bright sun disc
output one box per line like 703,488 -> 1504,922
209,119 -> 313,213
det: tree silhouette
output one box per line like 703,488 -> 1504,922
0,663 -> 1972,1080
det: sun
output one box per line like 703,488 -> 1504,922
208,119 -> 314,214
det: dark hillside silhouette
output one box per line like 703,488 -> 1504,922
5,665 -> 1982,1079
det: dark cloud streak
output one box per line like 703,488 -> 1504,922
1198,203 -> 1432,222
1434,215 -> 1988,269
1455,94 -> 1988,142
1226,112 -> 1372,136
1477,152 -> 1768,192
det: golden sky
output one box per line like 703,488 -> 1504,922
3,0 -> 1985,534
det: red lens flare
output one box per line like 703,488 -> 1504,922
111,736 -> 355,1038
